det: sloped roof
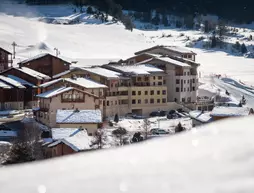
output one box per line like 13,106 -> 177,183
15,67 -> 50,80
18,53 -> 71,65
0,80 -> 12,89
0,47 -> 11,54
7,75 -> 36,87
51,128 -> 80,140
82,67 -> 122,79
56,109 -> 102,124
189,110 -> 212,123
48,129 -> 91,152
0,75 -> 26,88
37,87 -> 73,98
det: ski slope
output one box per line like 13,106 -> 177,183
0,3 -> 254,85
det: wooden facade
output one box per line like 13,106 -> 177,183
0,48 -> 12,72
0,87 -> 25,110
18,53 -> 71,77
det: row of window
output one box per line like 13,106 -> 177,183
132,90 -> 166,96
176,87 -> 196,92
176,78 -> 196,84
181,97 -> 192,103
132,98 -> 167,104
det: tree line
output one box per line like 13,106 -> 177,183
24,0 -> 254,23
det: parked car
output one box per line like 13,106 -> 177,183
150,128 -> 159,134
152,129 -> 169,135
159,111 -> 167,117
168,110 -> 176,115
149,111 -> 160,117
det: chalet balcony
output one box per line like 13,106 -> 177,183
61,98 -> 84,103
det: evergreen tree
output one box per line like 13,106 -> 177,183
241,43 -> 248,54
114,113 -> 119,123
162,13 -> 169,26
234,41 -> 241,51
122,15 -> 134,31
112,127 -> 127,145
86,6 -> 94,14
151,12 -> 160,26
211,35 -> 217,48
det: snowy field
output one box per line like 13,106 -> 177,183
0,3 -> 254,85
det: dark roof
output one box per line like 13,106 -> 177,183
0,47 -> 12,55
18,53 -> 71,65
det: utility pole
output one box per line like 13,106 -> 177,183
54,48 -> 60,57
12,41 -> 17,59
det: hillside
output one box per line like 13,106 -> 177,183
0,3 -> 254,86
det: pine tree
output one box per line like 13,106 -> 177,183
152,12 -> 161,26
112,127 -> 127,145
86,6 -> 93,14
162,14 -> 169,26
122,15 -> 134,31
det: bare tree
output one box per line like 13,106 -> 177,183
112,127 -> 127,146
143,118 -> 151,140
91,129 -> 108,149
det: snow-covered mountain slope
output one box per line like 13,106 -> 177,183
0,4 -> 254,85
1,116 -> 254,193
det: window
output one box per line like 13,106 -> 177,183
162,90 -> 166,95
176,79 -> 180,84
99,91 -> 102,96
137,77 -> 141,81
115,101 -> 117,105
163,80 -> 166,84
187,72 -> 190,76
103,101 -> 105,106
132,91 -> 136,95
145,99 -> 148,104
112,92 -> 116,96
187,97 -> 191,102
184,72 -> 187,76
150,99 -> 154,104
157,99 -> 160,103
158,76 -> 162,80
150,90 -> 154,95
153,76 -> 156,80
132,100 -> 136,104
145,91 -> 148,95
111,83 -> 113,87
162,98 -> 166,103
184,88 -> 186,92
193,79 -> 195,83
182,98 -> 186,102
145,77 -> 149,81
193,87 -> 196,91
153,82 -> 155,86
187,80 -> 189,84
138,91 -> 141,95
176,87 -> 180,92
184,80 -> 186,84
157,90 -> 160,95
158,82 -> 162,85
138,99 -> 141,104
118,100 -> 121,105
188,88 -> 189,92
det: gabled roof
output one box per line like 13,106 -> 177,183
56,109 -> 102,124
134,45 -> 196,55
189,110 -> 212,123
52,70 -> 71,79
7,75 -> 36,88
211,107 -> 252,117
0,47 -> 11,55
51,128 -> 81,140
0,75 -> 26,88
48,129 -> 91,152
39,77 -> 108,89
16,67 -> 50,80
106,64 -> 164,75
18,53 -> 71,65
37,86 -> 99,99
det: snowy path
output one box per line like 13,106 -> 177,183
209,77 -> 254,108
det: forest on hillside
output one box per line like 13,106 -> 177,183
23,0 -> 254,23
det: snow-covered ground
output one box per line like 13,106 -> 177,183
0,3 -> 254,86
1,116 -> 254,193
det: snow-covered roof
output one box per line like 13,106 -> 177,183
56,109 -> 102,124
52,70 -> 71,79
0,75 -> 26,88
7,75 -> 36,87
39,78 -> 62,88
211,107 -> 251,117
157,57 -> 191,67
15,67 -> 50,80
19,53 -> 71,65
0,130 -> 17,137
189,110 -> 212,123
37,87 -> 73,98
0,80 -> 12,89
51,128 -> 80,140
66,77 -> 108,89
48,129 -> 91,152
82,67 -> 121,79
108,64 -> 164,75
164,46 -> 196,55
